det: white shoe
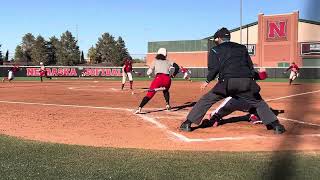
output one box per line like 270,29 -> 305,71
166,105 -> 171,111
134,108 -> 142,114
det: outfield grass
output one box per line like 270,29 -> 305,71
0,135 -> 319,180
3,76 -> 320,83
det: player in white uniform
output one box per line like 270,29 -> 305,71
121,57 -> 134,90
2,65 -> 20,83
39,62 -> 52,82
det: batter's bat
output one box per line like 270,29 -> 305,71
131,87 -> 166,95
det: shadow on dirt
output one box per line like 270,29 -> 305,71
143,102 -> 196,114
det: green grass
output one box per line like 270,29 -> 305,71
0,135 -> 319,180
3,76 -> 320,83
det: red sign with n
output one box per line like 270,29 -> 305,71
267,21 -> 287,41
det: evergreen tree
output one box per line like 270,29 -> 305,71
56,31 -> 80,65
0,44 -> 3,65
95,33 -> 117,65
21,33 -> 35,65
14,45 -> 24,62
80,51 -> 85,64
4,50 -> 9,62
115,36 -> 129,65
87,46 -> 98,64
47,36 -> 60,65
31,35 -> 49,65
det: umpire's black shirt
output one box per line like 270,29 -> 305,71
206,41 -> 255,82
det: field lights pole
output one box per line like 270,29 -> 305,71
240,0 -> 243,44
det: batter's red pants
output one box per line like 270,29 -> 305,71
146,73 -> 171,98
40,70 -> 48,77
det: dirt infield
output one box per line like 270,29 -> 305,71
0,80 -> 320,152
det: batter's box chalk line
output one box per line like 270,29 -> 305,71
0,100 -> 320,143
67,86 -> 120,92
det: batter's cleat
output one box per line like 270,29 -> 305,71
211,119 -> 220,127
208,114 -> 221,127
134,107 -> 142,114
249,114 -> 262,124
166,104 -> 171,111
180,120 -> 192,132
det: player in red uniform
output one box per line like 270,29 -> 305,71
121,56 -> 133,90
180,66 -> 192,81
2,65 -> 20,82
285,62 -> 299,85
134,48 -> 179,114
39,62 -> 52,82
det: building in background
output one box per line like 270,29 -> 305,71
147,12 -> 320,67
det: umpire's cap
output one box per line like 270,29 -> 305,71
213,27 -> 231,40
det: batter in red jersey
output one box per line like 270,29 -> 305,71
121,56 -> 133,90
134,48 -> 180,114
180,66 -> 192,81
39,62 -> 52,82
2,65 -> 20,82
285,62 -> 299,85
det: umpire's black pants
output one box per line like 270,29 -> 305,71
186,78 -> 277,125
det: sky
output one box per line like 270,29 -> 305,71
0,0 -> 318,59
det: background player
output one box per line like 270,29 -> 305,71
2,64 -> 20,83
39,62 -> 52,82
285,62 -> 299,85
180,66 -> 192,81
121,56 -> 133,90
134,48 -> 179,114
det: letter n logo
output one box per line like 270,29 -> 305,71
267,21 -> 287,40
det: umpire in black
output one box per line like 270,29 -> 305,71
180,27 -> 286,134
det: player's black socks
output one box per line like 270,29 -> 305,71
163,90 -> 170,105
130,81 -> 133,89
289,79 -> 292,85
121,84 -> 125,90
139,96 -> 150,108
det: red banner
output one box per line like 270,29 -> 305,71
27,68 -> 78,76
26,67 -> 122,77
82,68 -> 122,77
